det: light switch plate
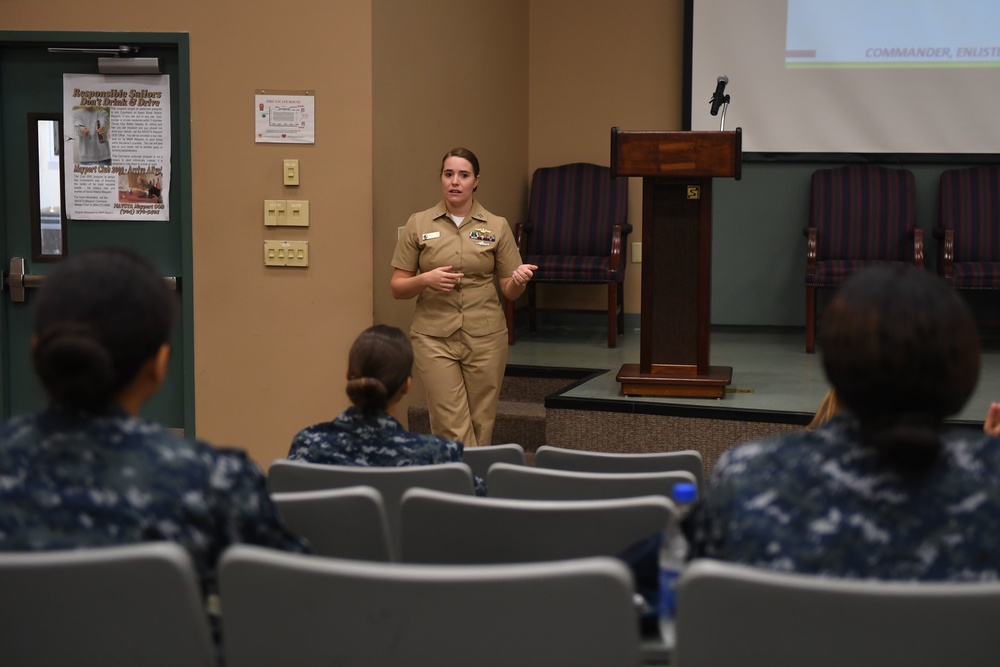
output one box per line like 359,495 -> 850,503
264,199 -> 286,227
286,200 -> 310,226
283,159 -> 300,186
264,240 -> 308,267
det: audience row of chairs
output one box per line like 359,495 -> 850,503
0,541 -> 642,667
267,446 -> 701,560
8,444 -> 1000,666
463,442 -> 705,490
7,539 -> 1000,667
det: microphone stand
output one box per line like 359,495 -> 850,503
717,95 -> 731,131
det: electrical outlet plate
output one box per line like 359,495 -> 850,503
631,242 -> 642,263
264,240 -> 308,267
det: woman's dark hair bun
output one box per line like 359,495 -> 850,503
31,247 -> 175,413
34,323 -> 114,412
345,376 -> 389,413
346,326 -> 412,414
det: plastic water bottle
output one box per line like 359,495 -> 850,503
658,481 -> 697,650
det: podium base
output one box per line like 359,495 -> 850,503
616,363 -> 733,399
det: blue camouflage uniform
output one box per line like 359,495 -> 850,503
687,412 -> 1000,581
288,406 -> 487,495
0,406 -> 309,596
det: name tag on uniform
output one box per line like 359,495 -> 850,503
421,231 -> 441,240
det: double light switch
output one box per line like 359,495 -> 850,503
264,199 -> 309,226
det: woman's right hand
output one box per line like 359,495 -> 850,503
423,266 -> 464,292
391,267 -> 464,300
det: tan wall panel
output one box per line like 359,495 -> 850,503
3,1 -> 375,467
528,0 -> 685,315
4,0 -> 686,451
372,0 -> 530,426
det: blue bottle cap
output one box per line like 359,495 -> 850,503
672,482 -> 697,504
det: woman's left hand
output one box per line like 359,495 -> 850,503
510,264 -> 538,287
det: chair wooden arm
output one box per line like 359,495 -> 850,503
935,228 -> 954,278
911,228 -> 925,268
804,227 -> 818,278
513,221 -> 526,249
609,224 -> 625,272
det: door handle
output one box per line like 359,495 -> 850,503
3,256 -> 179,303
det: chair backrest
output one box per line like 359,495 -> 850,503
526,162 -> 628,256
267,459 -> 475,558
939,164 -> 1000,262
486,462 -> 697,501
0,542 -> 217,667
535,445 -> 704,493
461,442 -> 526,481
676,558 -> 1000,667
399,487 -> 671,564
220,544 -> 640,667
809,164 -> 916,261
271,486 -> 391,561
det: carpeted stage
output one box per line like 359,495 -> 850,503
500,315 -> 997,472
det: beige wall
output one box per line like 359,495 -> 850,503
527,0 -> 685,315
4,0 -> 686,458
4,1 -> 375,466
372,0 -> 530,426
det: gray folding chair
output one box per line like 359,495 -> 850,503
676,558 -> 1000,667
487,462 -> 697,502
267,459 -> 475,558
535,445 -> 705,493
462,442 -> 526,481
271,486 -> 392,561
399,487 -> 671,564
0,542 -> 217,667
219,544 -> 641,667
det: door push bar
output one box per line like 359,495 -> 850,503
3,257 -> 178,303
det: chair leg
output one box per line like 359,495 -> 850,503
616,281 -> 625,335
806,286 -> 816,354
504,295 -> 515,345
607,283 -> 617,348
528,282 -> 537,333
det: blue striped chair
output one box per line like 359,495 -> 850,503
506,163 -> 631,348
804,164 -> 923,353
934,165 -> 1000,290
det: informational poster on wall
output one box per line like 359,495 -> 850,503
63,73 -> 171,221
254,90 -> 315,143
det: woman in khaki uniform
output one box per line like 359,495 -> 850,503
391,148 -> 537,447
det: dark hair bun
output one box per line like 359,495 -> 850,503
346,377 -> 389,413
33,323 -> 115,412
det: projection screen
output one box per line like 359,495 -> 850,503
687,0 -> 1000,158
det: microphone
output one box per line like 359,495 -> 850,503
710,75 -> 729,116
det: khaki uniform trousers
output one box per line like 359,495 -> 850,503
411,328 -> 507,448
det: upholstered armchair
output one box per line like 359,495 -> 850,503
934,165 -> 1000,289
505,163 -> 631,348
804,164 -> 923,353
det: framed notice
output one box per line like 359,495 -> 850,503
255,89 -> 315,144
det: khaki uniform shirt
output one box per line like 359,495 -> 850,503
392,200 -> 522,337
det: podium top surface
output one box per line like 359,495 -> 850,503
611,127 -> 742,180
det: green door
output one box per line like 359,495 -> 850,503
0,32 -> 194,433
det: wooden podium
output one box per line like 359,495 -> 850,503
612,127 -> 742,398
